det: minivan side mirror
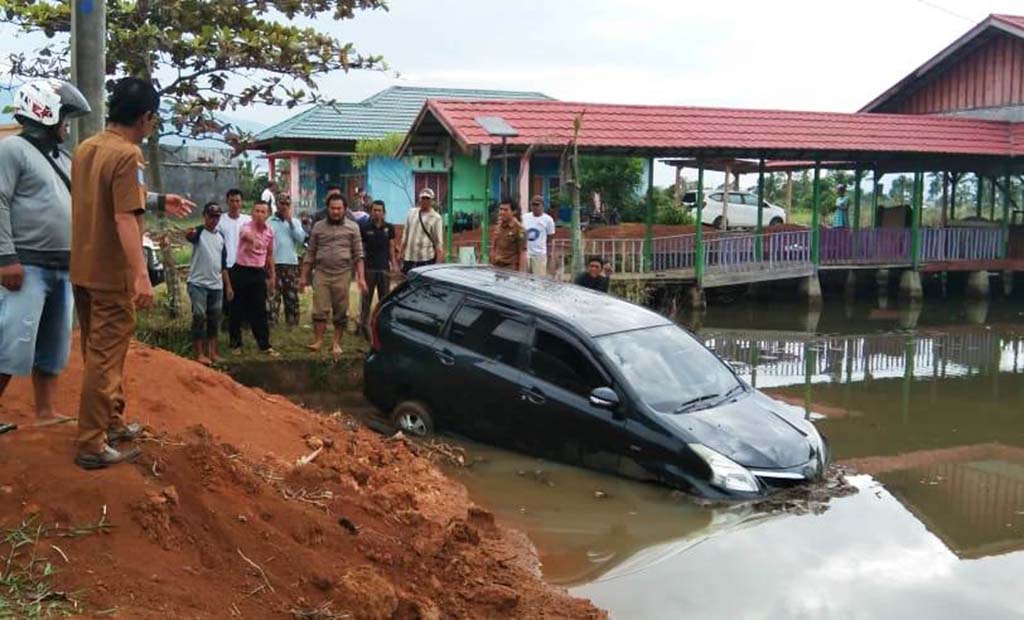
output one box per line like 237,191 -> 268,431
589,387 -> 620,410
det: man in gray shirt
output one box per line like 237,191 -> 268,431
0,79 -> 90,430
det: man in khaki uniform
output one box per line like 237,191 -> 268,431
490,199 -> 526,271
71,77 -> 192,469
300,194 -> 367,356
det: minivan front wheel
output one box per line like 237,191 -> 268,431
391,400 -> 435,437
769,217 -> 783,226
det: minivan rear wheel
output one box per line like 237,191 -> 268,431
391,400 -> 435,437
712,216 -> 725,229
769,217 -> 783,226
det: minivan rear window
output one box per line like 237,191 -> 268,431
391,285 -> 461,337
449,304 -> 529,366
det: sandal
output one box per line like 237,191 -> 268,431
0,422 -> 17,435
75,444 -> 141,470
107,422 -> 145,444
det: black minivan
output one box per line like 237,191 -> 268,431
364,265 -> 827,499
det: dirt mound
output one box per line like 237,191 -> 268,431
0,338 -> 604,619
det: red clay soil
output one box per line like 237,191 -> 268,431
0,338 -> 605,620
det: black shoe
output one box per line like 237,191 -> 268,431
107,422 -> 144,444
75,444 -> 141,470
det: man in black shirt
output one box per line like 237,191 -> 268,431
359,200 -> 396,337
575,256 -> 610,293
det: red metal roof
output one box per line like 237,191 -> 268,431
416,99 -> 1021,157
992,14 -> 1024,31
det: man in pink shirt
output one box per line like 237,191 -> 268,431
229,201 -> 278,356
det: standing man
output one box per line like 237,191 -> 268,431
230,201 -> 277,356
523,195 -> 556,276
311,184 -> 344,228
833,184 -> 849,228
260,180 -> 278,213
349,191 -> 371,227
185,203 -> 232,365
71,77 -> 193,469
301,194 -> 367,355
216,188 -> 250,340
399,188 -> 444,274
267,192 -> 305,327
359,200 -> 397,338
0,79 -> 90,431
490,200 -> 526,271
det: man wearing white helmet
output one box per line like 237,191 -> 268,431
0,79 -> 90,434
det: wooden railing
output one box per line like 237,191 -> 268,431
920,227 -> 1002,262
820,228 -> 911,265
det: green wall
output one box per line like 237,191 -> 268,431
452,154 -> 488,216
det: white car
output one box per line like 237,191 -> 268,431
682,190 -> 787,229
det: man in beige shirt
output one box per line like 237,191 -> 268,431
300,194 -> 367,356
71,77 -> 193,470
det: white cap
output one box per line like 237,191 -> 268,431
418,187 -> 435,200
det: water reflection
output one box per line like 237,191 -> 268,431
449,440 -> 779,586
570,301 -> 1024,618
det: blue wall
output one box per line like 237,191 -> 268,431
366,156 -> 414,224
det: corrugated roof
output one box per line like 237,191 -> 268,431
861,13 -> 1024,113
254,86 -> 552,145
410,99 -> 1021,157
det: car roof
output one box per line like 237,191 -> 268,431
412,265 -> 672,337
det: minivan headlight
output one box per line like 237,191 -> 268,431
688,443 -> 760,493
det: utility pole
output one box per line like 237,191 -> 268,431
71,0 -> 106,144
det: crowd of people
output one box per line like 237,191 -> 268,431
0,75 -> 614,470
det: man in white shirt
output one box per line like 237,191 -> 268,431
215,188 -> 251,336
522,195 -> 556,276
260,180 -> 278,212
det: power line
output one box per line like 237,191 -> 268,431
914,0 -> 975,23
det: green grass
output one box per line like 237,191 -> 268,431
0,516 -> 114,619
135,278 -> 369,365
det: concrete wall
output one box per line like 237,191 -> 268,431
367,156 -> 414,223
146,145 -> 241,209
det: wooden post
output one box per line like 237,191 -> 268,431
722,163 -> 731,230
989,176 -> 997,220
673,165 -> 683,207
853,168 -> 863,231
695,163 -> 705,285
940,171 -> 949,228
811,163 -> 821,266
446,165 -> 455,263
1002,172 -> 1011,259
911,172 -> 923,269
518,152 -> 531,219
976,174 -> 983,218
482,159 -> 490,264
268,156 -> 276,185
872,167 -> 881,228
755,158 -> 765,261
644,157 -> 655,271
950,172 -> 958,221
289,154 -> 300,203
785,171 -> 793,210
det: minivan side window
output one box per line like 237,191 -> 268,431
528,329 -> 606,398
391,285 -> 461,337
449,303 -> 529,366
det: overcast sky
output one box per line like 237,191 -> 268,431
4,0 -> 1021,184
277,0 -> 1023,185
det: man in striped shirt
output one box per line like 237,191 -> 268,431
399,188 -> 444,274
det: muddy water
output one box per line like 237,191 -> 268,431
243,299 -> 1024,619
449,300 -> 1024,619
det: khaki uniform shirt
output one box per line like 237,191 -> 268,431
71,129 -> 147,292
304,217 -> 364,275
491,218 -> 525,269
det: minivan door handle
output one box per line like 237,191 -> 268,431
520,387 -> 546,405
436,348 -> 455,366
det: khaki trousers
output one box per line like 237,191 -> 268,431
528,255 -> 548,276
312,270 -> 352,327
73,286 -> 135,454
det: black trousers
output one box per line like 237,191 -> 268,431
228,266 -> 271,351
360,270 -> 391,329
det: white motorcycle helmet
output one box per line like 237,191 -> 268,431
14,79 -> 91,127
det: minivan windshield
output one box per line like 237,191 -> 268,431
596,325 -> 742,414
